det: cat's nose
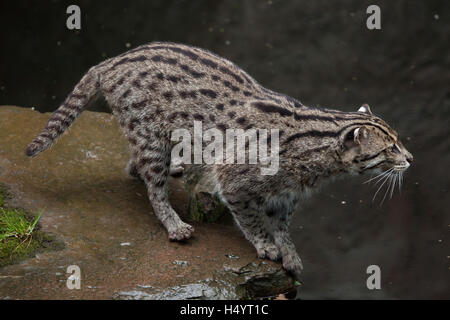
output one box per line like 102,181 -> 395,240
406,155 -> 413,164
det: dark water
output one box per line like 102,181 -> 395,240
1,0 -> 449,299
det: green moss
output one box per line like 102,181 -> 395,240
0,230 -> 64,268
208,195 -> 228,222
189,193 -> 205,222
0,185 -> 64,268
189,192 -> 228,223
0,208 -> 42,240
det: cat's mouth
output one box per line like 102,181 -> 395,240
376,161 -> 410,173
393,163 -> 410,172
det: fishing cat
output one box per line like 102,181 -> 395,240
25,42 -> 413,279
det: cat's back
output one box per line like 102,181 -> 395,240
94,42 -> 307,134
98,42 -> 257,97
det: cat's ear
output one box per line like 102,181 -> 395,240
357,103 -> 372,115
344,126 -> 369,148
353,127 -> 369,144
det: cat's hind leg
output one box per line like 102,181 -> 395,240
132,136 -> 194,241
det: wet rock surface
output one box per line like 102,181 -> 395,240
0,106 -> 294,299
115,261 -> 296,300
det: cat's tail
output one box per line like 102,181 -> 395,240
25,67 -> 101,157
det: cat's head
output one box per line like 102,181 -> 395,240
341,104 -> 413,175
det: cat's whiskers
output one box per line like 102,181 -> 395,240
364,167 -> 394,184
389,172 -> 397,199
380,174 -> 392,204
400,171 -> 404,191
373,169 -> 394,186
374,165 -> 408,205
372,171 -> 392,203
397,171 -> 403,194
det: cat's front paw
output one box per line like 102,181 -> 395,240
256,244 -> 282,261
282,253 -> 303,279
168,222 -> 194,241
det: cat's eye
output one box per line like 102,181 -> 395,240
391,144 -> 400,154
